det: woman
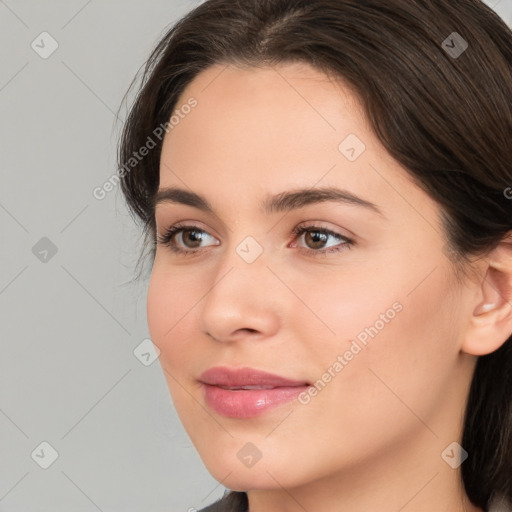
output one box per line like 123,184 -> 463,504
117,1 -> 512,511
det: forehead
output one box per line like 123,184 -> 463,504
172,61 -> 364,132
157,62 -> 431,224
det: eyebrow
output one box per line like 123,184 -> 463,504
153,186 -> 385,218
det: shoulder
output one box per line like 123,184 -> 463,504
196,490 -> 248,512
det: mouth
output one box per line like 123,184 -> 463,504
198,365 -> 310,388
200,383 -> 310,418
198,366 -> 311,418
216,385 -> 284,390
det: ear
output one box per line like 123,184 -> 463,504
462,232 -> 512,356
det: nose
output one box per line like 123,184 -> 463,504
199,243 -> 281,343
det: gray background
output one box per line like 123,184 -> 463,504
1,1 -> 511,511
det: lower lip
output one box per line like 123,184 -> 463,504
201,383 -> 309,418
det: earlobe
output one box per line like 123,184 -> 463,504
463,233 -> 512,356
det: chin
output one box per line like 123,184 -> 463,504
201,449 -> 309,492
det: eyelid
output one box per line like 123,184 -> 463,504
156,220 -> 355,258
157,222 -> 219,247
291,221 -> 353,241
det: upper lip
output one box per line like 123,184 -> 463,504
199,366 -> 310,388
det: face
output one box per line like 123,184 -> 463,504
147,62 -> 476,492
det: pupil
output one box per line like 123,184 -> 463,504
307,231 -> 326,249
185,230 -> 203,247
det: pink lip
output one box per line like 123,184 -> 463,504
199,366 -> 309,387
199,366 -> 310,418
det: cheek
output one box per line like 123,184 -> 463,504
321,270 -> 458,436
146,265 -> 199,358
291,257 -> 458,415
146,272 -> 170,345
284,262 -> 402,361
146,267 -> 204,418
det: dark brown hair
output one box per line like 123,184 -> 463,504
117,1 -> 512,510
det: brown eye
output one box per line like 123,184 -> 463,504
303,230 -> 329,250
179,229 -> 206,248
156,224 -> 220,256
290,225 -> 354,257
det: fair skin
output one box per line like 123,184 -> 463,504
147,62 -> 512,512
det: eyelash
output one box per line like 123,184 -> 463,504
156,223 -> 354,258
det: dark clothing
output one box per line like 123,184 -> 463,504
197,491 -> 248,512
197,490 -> 512,512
